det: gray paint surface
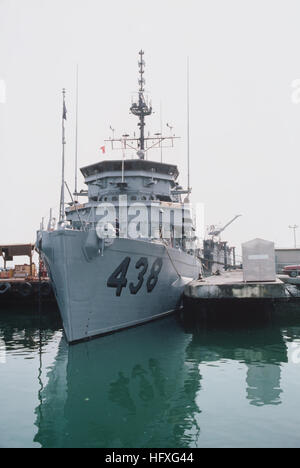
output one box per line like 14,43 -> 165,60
41,231 -> 201,342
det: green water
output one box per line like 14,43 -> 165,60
0,308 -> 300,448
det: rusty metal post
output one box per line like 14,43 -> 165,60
30,250 -> 33,277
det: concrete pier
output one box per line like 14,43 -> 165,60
185,271 -> 288,301
277,275 -> 300,299
183,271 -> 292,325
278,274 -> 300,285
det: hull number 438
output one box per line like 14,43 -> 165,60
107,257 -> 163,296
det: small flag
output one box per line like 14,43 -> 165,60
100,146 -> 105,154
63,101 -> 67,120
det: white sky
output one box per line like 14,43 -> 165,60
1,0 -> 300,252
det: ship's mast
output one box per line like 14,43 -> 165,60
105,51 -> 179,159
130,50 -> 152,159
59,88 -> 67,224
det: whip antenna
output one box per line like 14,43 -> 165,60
74,65 -> 79,201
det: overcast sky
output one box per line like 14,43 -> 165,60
1,0 -> 300,253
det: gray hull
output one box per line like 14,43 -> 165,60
41,230 -> 201,343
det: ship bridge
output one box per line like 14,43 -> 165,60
80,159 -> 180,203
66,157 -> 193,243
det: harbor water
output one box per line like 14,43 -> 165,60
0,307 -> 300,448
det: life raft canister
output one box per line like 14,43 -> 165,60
0,282 -> 11,295
17,282 -> 33,297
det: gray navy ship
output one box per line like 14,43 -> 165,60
37,51 -> 202,343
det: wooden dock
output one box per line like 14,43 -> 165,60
0,243 -> 57,309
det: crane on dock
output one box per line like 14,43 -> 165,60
208,215 -> 242,239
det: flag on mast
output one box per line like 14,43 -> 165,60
100,145 -> 105,154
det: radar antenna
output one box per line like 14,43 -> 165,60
130,50 -> 152,159
105,51 -> 179,160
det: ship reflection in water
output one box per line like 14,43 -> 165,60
1,308 -> 300,448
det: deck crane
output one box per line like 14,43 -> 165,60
208,215 -> 242,238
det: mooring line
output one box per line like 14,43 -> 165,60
164,245 -> 181,278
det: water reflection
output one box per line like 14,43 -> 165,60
0,309 -> 60,352
1,309 -> 300,448
34,318 -> 200,448
31,314 -> 300,448
184,327 -> 287,407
